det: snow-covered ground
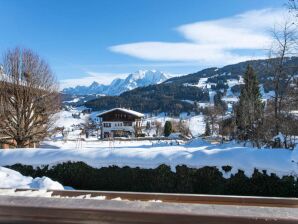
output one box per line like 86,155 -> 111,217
142,113 -> 205,137
53,107 -> 98,130
188,115 -> 205,136
0,166 -> 64,189
50,107 -> 100,140
52,107 -> 206,140
182,76 -> 273,111
1,139 -> 298,178
56,75 -> 278,141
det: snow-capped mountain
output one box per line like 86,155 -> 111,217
62,70 -> 170,96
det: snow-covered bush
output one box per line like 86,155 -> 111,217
7,162 -> 298,197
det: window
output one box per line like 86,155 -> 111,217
103,123 -> 111,127
123,122 -> 132,126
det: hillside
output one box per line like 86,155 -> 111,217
84,57 -> 298,114
165,57 -> 298,93
85,83 -> 209,115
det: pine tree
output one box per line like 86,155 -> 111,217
235,65 -> 264,147
164,121 -> 172,137
205,120 -> 211,136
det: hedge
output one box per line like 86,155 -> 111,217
7,162 -> 298,197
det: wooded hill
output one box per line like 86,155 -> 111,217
165,57 -> 298,93
84,57 -> 298,115
85,83 -> 209,115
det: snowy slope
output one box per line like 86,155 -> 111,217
1,140 -> 298,178
53,109 -> 89,129
0,166 -> 64,189
188,115 -> 205,137
62,70 -> 170,96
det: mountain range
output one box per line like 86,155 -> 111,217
62,70 -> 171,96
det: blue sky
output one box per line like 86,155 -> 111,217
0,0 -> 287,88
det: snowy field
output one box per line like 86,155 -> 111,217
0,166 -> 64,190
52,107 -> 206,140
0,139 -> 298,178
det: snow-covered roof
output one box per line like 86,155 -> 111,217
97,108 -> 144,118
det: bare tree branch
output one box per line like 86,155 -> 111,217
0,47 -> 60,148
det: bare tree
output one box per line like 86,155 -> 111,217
155,121 -> 163,137
288,0 -> 298,19
172,119 -> 191,137
266,21 -> 298,137
0,48 -> 60,148
82,117 -> 97,139
145,121 -> 152,136
204,106 -> 222,136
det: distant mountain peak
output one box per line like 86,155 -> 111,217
90,81 -> 100,87
62,70 -> 170,96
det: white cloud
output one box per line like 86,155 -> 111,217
109,8 -> 289,66
59,72 -> 128,89
110,42 -> 254,65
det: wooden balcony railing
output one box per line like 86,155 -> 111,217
0,189 -> 297,224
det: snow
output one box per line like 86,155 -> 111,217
53,109 -> 89,129
51,107 -> 207,140
1,139 -> 298,178
168,133 -> 182,139
141,113 -> 204,137
182,77 -> 273,108
0,189 -> 163,202
198,102 -> 211,108
181,99 -> 194,104
98,108 -> 144,118
0,189 -> 54,197
62,70 -> 170,96
63,97 -> 82,103
260,85 -> 275,101
188,115 -> 205,137
273,132 -> 286,142
208,90 -> 216,104
50,107 -> 101,141
0,166 -> 64,190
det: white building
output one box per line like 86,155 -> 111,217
97,108 -> 144,139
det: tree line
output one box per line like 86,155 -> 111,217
204,46 -> 298,149
203,4 -> 298,149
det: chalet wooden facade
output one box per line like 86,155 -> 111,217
97,108 -> 144,139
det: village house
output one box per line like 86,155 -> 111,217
97,108 -> 144,139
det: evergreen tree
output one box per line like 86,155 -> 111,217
205,120 -> 211,136
164,121 -> 172,137
194,100 -> 200,114
214,91 -> 228,111
235,65 -> 264,147
146,121 -> 151,130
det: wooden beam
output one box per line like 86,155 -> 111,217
0,194 -> 297,224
